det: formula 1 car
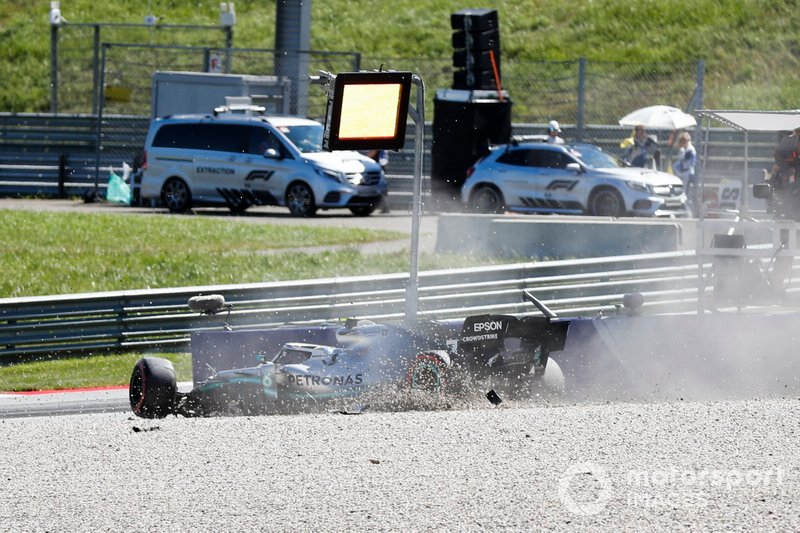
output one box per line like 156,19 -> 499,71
129,292 -> 570,418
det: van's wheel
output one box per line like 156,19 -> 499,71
286,182 -> 317,217
471,185 -> 505,214
589,187 -> 624,217
405,352 -> 450,392
161,178 -> 192,212
129,357 -> 178,418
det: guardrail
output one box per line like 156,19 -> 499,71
0,251 -> 714,362
3,247 -> 799,362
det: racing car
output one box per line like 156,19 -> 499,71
129,292 -> 570,418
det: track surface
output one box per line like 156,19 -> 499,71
2,200 -> 798,530
1,396 -> 798,531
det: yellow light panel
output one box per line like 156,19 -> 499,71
337,84 -> 402,140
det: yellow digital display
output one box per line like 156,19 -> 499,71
323,71 -> 412,151
338,84 -> 403,140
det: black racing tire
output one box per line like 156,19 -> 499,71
588,187 -> 625,217
349,204 -> 376,217
405,352 -> 450,392
161,177 -> 192,213
129,357 -> 178,418
470,185 -> 505,214
285,181 -> 317,217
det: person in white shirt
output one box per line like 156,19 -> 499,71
546,120 -> 564,144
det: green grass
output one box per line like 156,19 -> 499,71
0,209 -> 417,297
2,0 -> 800,112
0,352 -> 192,392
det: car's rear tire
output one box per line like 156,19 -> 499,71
129,357 -> 178,418
589,187 -> 624,217
405,352 -> 450,392
285,181 -> 317,217
161,177 -> 192,213
470,185 -> 505,214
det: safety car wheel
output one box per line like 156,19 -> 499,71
129,357 -> 178,418
589,187 -> 624,217
286,181 -> 317,217
161,177 -> 192,213
471,185 -> 505,214
405,352 -> 450,392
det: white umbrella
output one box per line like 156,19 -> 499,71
619,105 -> 697,130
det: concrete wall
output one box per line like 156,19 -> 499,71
436,214 -> 696,259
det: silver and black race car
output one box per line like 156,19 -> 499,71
129,292 -> 570,418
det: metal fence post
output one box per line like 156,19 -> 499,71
576,57 -> 587,141
224,26 -> 233,73
91,24 -> 101,115
50,24 -> 59,114
93,44 -> 107,196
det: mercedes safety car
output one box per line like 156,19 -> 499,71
461,138 -> 689,218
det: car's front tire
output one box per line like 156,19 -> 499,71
285,181 -> 317,217
589,187 -> 625,217
161,177 -> 192,213
129,357 -> 178,418
470,185 -> 505,214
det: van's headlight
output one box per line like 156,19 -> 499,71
626,181 -> 651,193
315,166 -> 345,184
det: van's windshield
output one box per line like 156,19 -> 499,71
277,124 -> 324,153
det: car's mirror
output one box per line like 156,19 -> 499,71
256,353 -> 270,364
566,162 -> 583,173
264,148 -> 282,159
753,183 -> 772,200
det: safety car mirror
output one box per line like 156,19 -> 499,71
264,148 -> 282,160
566,162 -> 582,174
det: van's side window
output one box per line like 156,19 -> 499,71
248,127 -> 284,156
152,124 -> 249,153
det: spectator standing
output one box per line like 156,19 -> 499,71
546,120 -> 564,144
621,125 -> 659,168
673,131 -> 697,190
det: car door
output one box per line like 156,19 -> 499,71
190,124 -> 248,202
493,148 -> 543,210
532,150 -> 585,212
241,125 -> 291,206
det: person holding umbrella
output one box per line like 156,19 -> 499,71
620,125 -> 659,168
618,105 -> 696,169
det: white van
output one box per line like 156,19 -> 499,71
140,113 -> 388,216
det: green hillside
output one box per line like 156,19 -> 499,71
1,0 -> 798,113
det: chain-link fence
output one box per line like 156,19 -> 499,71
51,22 -> 234,115
85,39 -> 705,198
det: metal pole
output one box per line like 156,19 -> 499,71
576,57 -> 586,142
224,26 -> 233,74
50,24 -> 59,114
94,44 -> 107,195
91,25 -> 100,115
405,75 -> 425,323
